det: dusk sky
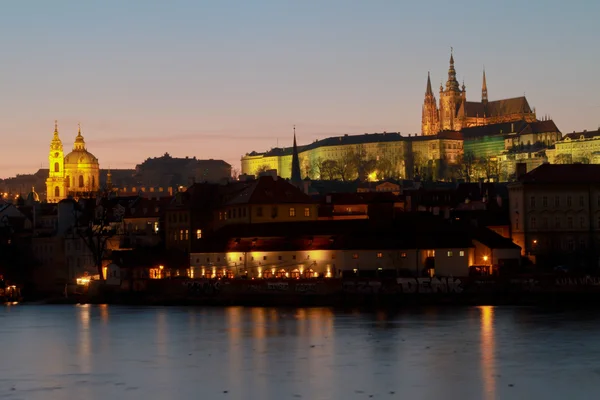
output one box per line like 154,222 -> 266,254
0,0 -> 598,178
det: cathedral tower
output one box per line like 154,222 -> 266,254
45,120 -> 68,202
482,69 -> 488,104
421,72 -> 440,136
438,50 -> 464,131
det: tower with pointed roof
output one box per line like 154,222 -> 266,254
45,120 -> 68,203
421,72 -> 440,136
438,49 -> 465,131
290,126 -> 302,185
482,69 -> 488,104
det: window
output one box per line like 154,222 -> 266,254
263,256 -> 267,261
567,196 -> 572,207
555,217 -> 561,229
185,230 -> 189,240
530,196 -> 536,208
580,239 -> 587,249
289,207 -> 296,217
233,209 -> 237,218
542,196 -> 548,207
352,253 -> 359,259
580,217 -> 585,228
206,257 -> 210,263
217,257 -> 220,262
196,229 -> 202,239
54,162 -> 59,173
459,250 -> 465,257
580,196 -> 584,207
566,239 -> 574,251
278,256 -> 282,260
292,255 -> 296,260
567,217 -> 573,229
401,252 -> 407,258
530,217 -> 536,229
256,207 -> 263,217
555,196 -> 560,207
54,186 -> 60,197
179,230 -> 184,240
377,252 -> 383,258
331,254 -> 336,260
447,251 -> 453,257
271,206 -> 278,218
79,175 -> 84,188
542,217 -> 548,229
304,207 -> 311,217
219,212 -> 223,220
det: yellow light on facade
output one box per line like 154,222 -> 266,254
483,255 -> 489,262
159,265 -> 164,270
326,267 -> 332,278
76,277 -> 91,285
257,267 -> 262,278
212,267 -> 216,278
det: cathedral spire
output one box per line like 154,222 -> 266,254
482,68 -> 488,104
54,120 -> 59,134
445,47 -> 460,92
290,125 -> 302,185
426,72 -> 433,95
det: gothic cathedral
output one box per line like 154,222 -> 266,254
421,51 -> 537,136
45,121 -> 100,203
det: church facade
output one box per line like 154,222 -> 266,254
45,121 -> 100,203
422,51 -> 538,135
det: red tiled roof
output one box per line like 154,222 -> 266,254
517,163 -> 600,184
226,176 -> 312,205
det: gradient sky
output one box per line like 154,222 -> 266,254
1,0 -> 599,178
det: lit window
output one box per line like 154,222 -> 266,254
219,212 -> 223,220
352,253 -> 359,259
447,251 -> 453,257
376,252 -> 383,258
289,207 -> 296,217
196,229 -> 202,239
179,230 -> 183,240
304,208 -> 310,217
185,230 -> 189,240
459,251 -> 465,257
401,252 -> 407,258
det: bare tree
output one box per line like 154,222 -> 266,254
335,149 -> 358,181
458,151 -> 476,182
76,197 -> 117,279
554,154 -> 571,164
231,167 -> 240,180
255,164 -> 272,176
321,160 -> 338,180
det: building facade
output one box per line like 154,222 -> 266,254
546,129 -> 600,165
508,164 -> 600,268
45,122 -> 100,203
421,51 -> 537,135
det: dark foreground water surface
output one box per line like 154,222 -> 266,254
1,305 -> 600,400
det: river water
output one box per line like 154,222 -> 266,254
0,305 -> 599,400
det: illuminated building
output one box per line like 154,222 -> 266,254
421,50 -> 537,135
45,121 -> 100,202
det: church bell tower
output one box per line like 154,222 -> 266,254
421,72 -> 440,136
45,120 -> 67,203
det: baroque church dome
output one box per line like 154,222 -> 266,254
64,128 -> 99,166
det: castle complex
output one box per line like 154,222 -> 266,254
241,51 -> 554,182
45,121 -> 100,202
422,51 -> 537,135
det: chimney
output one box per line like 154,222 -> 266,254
515,163 -> 527,180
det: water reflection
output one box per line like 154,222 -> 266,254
4,306 -> 600,399
77,304 -> 91,372
479,306 -> 496,400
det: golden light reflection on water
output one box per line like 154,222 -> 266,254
479,306 -> 496,400
99,304 -> 109,324
227,307 -> 243,385
77,304 -> 91,373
